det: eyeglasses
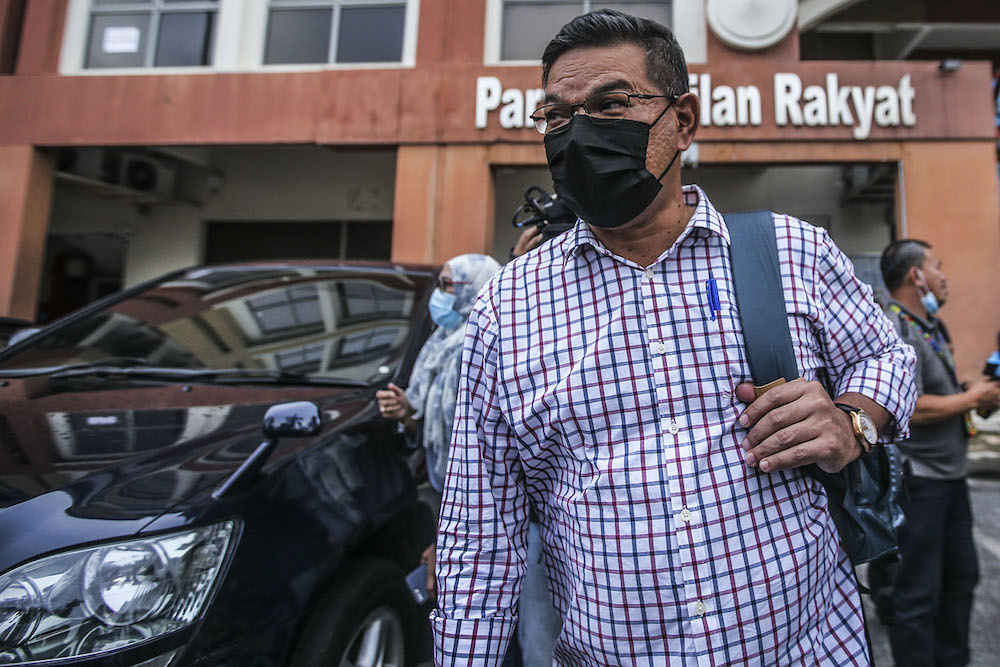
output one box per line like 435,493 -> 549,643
530,91 -> 675,134
437,277 -> 470,291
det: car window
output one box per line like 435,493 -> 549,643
0,266 -> 431,386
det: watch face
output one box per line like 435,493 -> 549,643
858,412 -> 878,445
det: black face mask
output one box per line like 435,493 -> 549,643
543,102 -> 678,229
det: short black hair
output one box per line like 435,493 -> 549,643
880,239 -> 931,292
541,9 -> 689,99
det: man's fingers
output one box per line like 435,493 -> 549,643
755,438 -> 826,473
742,397 -> 816,451
737,379 -> 804,428
734,382 -> 756,404
745,419 -> 817,466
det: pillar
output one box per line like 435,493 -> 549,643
900,140 -> 1000,379
0,146 -> 54,319
392,144 -> 493,265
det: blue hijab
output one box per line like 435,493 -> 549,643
406,253 -> 500,491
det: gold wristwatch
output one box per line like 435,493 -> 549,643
835,403 -> 878,454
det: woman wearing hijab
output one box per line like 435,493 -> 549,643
378,252 -> 552,667
376,253 -> 501,491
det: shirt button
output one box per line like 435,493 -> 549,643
656,342 -> 666,355
678,508 -> 693,522
645,267 -> 654,279
692,600 -> 706,616
668,421 -> 680,435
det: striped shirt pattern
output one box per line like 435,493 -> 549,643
431,185 -> 916,666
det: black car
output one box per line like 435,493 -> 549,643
0,319 -> 36,348
0,262 -> 440,666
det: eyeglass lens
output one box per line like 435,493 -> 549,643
532,91 -> 636,134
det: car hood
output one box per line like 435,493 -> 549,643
0,376 -> 369,520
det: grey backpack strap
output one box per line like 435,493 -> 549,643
722,211 -> 799,397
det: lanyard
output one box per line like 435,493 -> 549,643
889,304 -> 976,437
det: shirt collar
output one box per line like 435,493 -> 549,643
560,184 -> 730,266
888,298 -> 939,333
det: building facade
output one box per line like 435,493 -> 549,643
1,0 -> 998,377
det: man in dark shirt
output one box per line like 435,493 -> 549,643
879,239 -> 1000,666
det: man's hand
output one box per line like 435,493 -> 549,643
967,378 -> 1000,412
735,379 -> 860,474
512,225 -> 543,258
375,382 -> 413,421
420,543 -> 437,597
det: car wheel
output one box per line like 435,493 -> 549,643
290,558 -> 421,667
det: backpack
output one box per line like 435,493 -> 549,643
723,210 -> 903,566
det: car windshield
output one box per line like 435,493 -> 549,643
0,265 -> 432,386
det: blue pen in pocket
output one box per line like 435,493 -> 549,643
705,275 -> 721,321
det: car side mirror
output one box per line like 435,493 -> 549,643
213,401 -> 322,500
262,401 -> 322,439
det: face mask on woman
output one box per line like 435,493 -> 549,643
429,288 -> 463,331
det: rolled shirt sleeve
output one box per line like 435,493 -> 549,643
814,229 -> 917,442
431,291 -> 529,666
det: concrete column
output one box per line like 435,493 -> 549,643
0,146 -> 54,319
392,144 -> 493,265
15,0 -> 67,74
900,140 -> 1000,379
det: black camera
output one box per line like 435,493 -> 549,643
511,186 -> 576,242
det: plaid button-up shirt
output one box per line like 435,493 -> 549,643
431,185 -> 916,666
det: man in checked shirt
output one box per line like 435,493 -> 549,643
431,10 -> 916,666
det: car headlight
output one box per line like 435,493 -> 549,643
0,521 -> 234,663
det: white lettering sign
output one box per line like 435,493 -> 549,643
475,76 -> 546,131
102,26 -> 141,54
774,73 -> 916,139
475,74 -> 917,140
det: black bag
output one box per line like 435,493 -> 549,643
723,210 -> 903,566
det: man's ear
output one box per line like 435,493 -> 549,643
674,92 -> 700,151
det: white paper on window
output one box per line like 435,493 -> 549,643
102,26 -> 141,54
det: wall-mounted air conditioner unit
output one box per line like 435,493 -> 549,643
56,148 -> 178,201
117,152 -> 177,200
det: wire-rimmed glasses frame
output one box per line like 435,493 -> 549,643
529,91 -> 675,134
437,276 -> 470,292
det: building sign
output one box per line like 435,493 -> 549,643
771,73 -> 915,140
475,73 -> 917,140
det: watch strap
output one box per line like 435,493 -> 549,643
834,403 -> 872,453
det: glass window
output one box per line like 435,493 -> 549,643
337,6 -> 405,63
501,1 -> 580,62
500,0 -> 671,61
339,282 -> 410,324
0,267 -> 431,386
248,285 -> 325,335
155,11 -> 214,66
85,0 -> 217,69
333,326 -> 403,363
265,0 -> 408,65
265,8 -> 333,65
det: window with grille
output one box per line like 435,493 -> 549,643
85,0 -> 217,69
265,0 -> 408,65
500,1 -> 672,62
